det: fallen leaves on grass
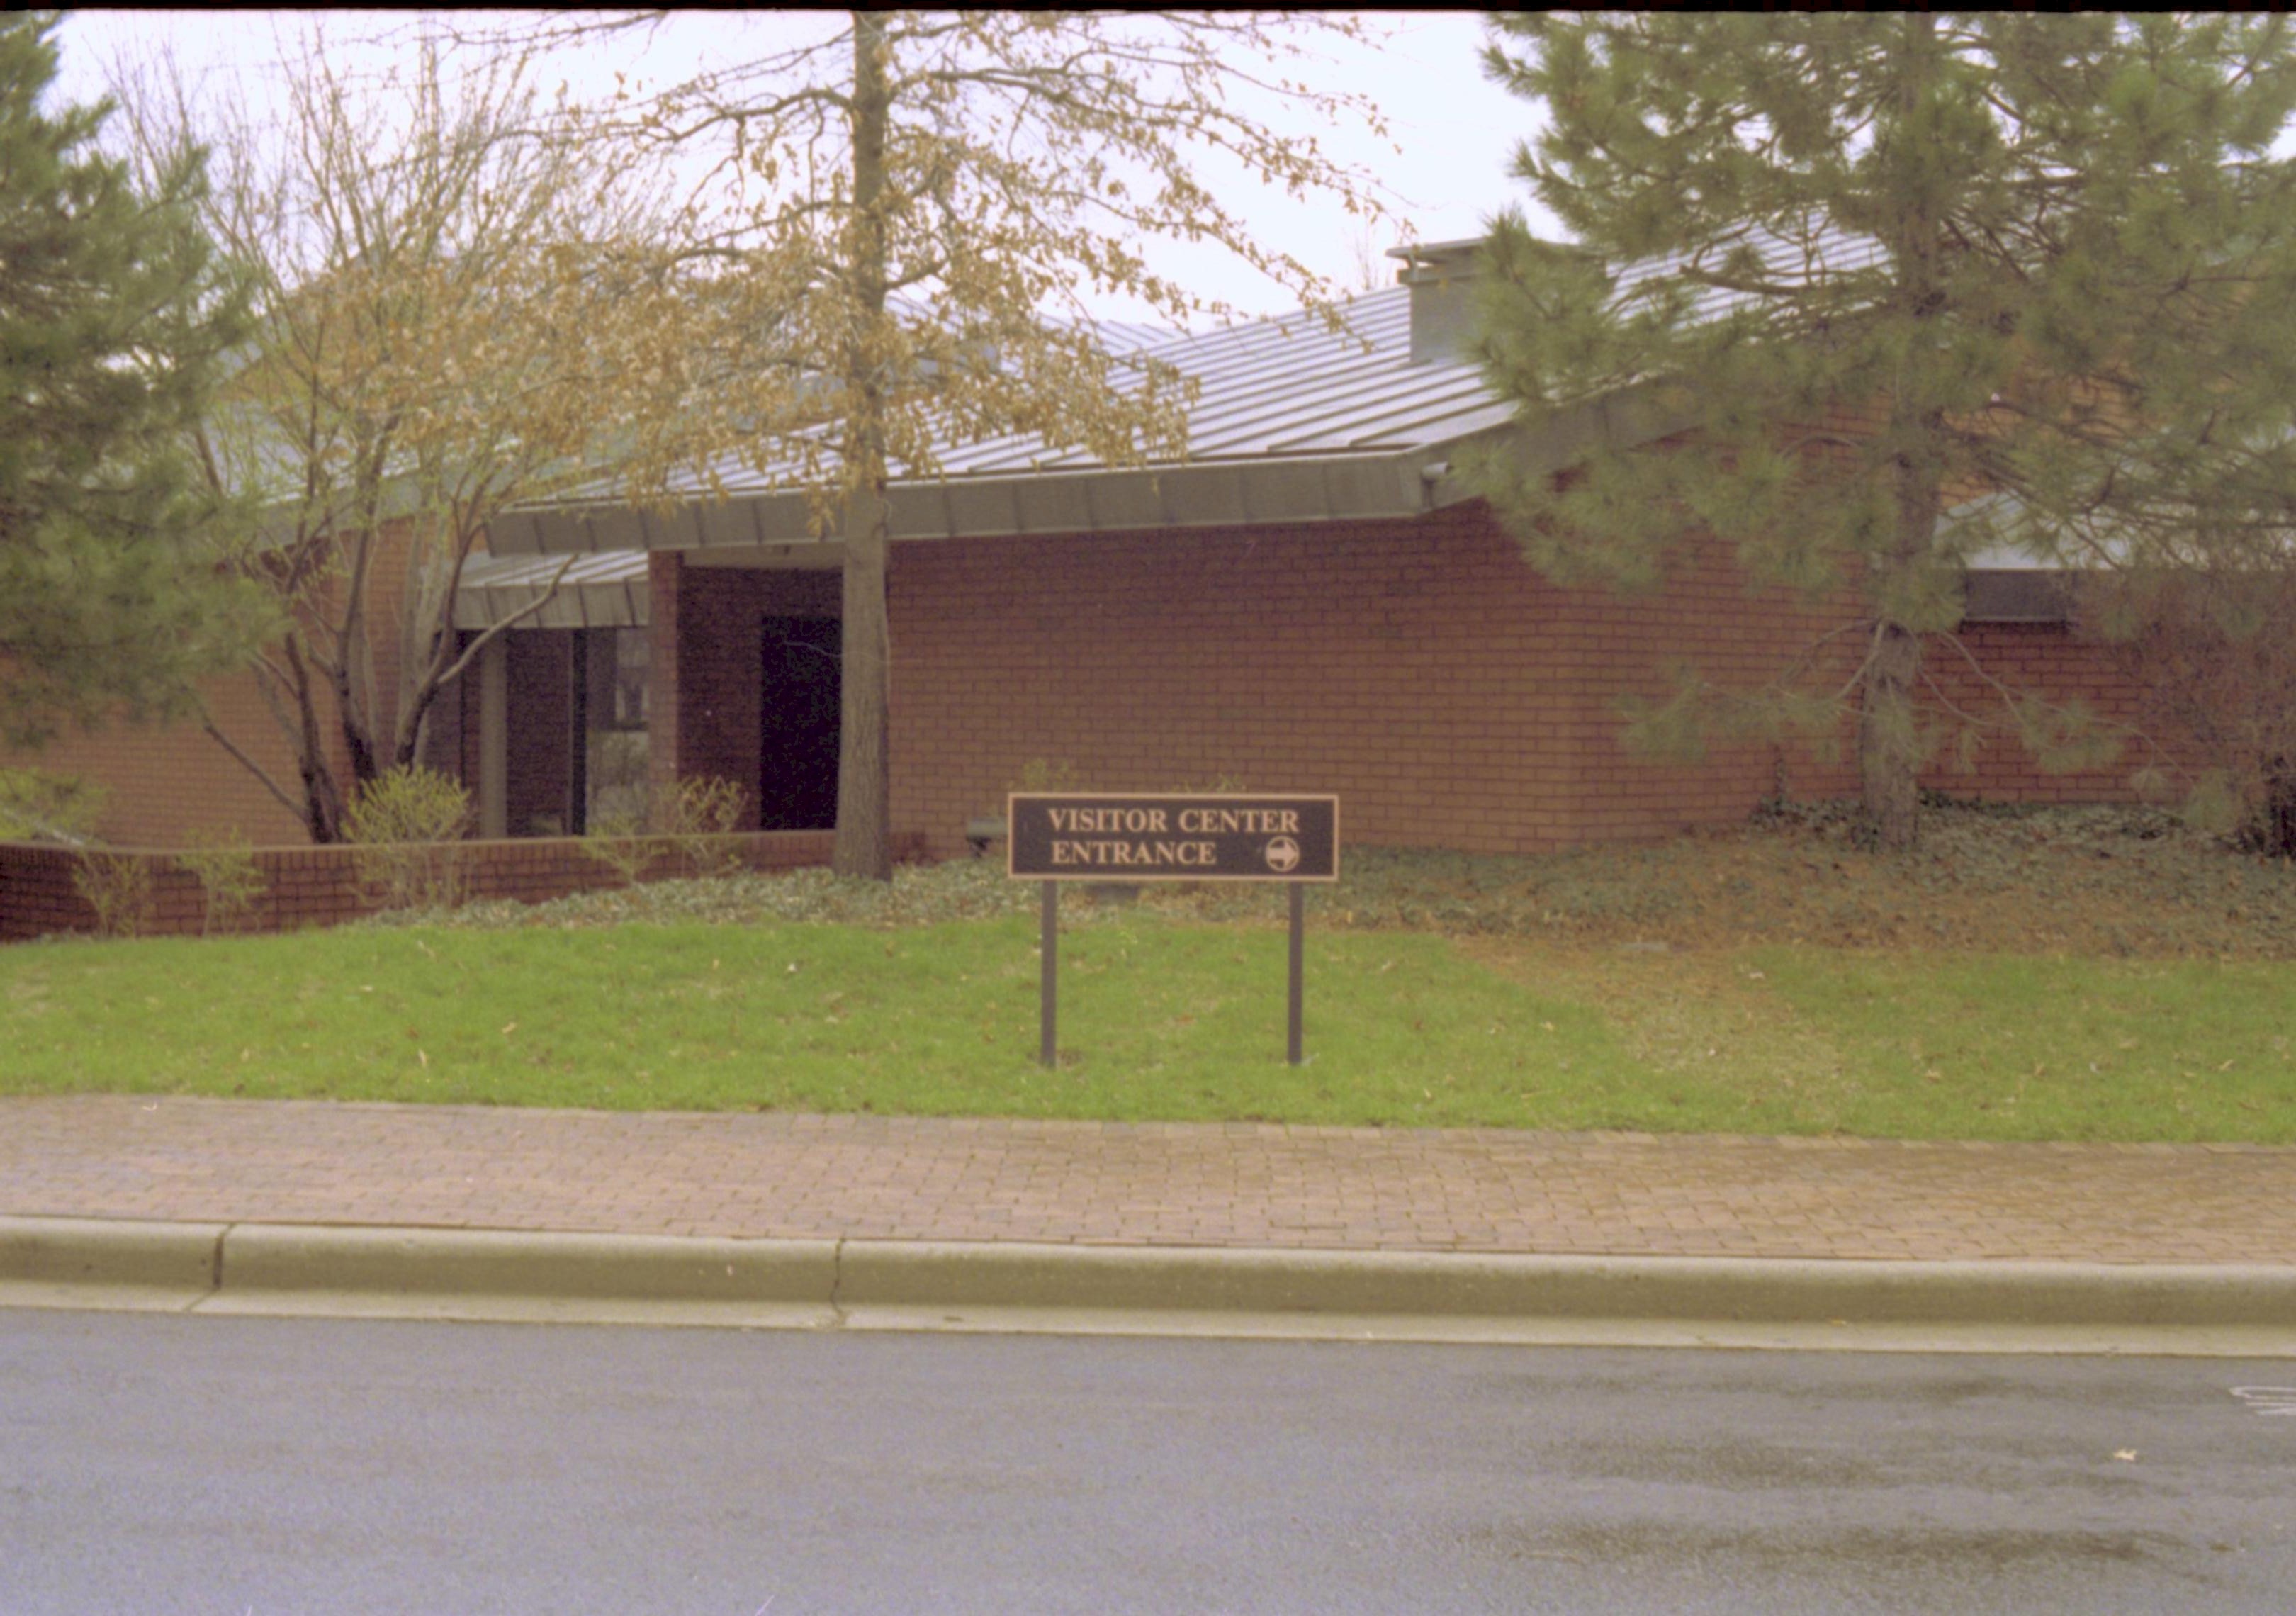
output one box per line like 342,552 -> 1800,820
355,801 -> 2296,960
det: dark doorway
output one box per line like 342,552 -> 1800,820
759,616 -> 841,830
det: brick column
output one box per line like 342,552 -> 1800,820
646,549 -> 684,810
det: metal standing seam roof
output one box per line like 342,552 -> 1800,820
451,549 -> 649,631
483,226 -> 1906,561
1086,317 -> 1177,354
1611,226 -> 1891,326
485,284 -> 1521,557
463,230 -> 2076,629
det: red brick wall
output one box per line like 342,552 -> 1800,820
0,519 -> 462,848
885,503 -> 1872,859
1917,622 -> 2149,802
4,506 -> 2163,867
879,503 -> 2161,859
0,666 -> 325,846
1546,525 -> 1865,841
0,829 -> 922,942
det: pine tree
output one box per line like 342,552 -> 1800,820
0,13 -> 261,749
1470,13 -> 2296,848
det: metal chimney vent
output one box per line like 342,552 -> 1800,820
1388,238 -> 1486,366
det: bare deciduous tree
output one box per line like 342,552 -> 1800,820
114,36 -> 691,841
529,10 -> 1394,878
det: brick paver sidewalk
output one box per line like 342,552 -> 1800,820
6,1096 -> 2292,1264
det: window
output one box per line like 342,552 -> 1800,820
583,629 -> 649,828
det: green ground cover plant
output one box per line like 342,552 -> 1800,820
361,798 -> 2296,959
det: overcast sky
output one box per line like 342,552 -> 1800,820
49,9 -> 1553,322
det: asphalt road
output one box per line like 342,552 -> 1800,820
2,1310 -> 2290,1614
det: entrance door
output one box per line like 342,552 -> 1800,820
759,616 -> 841,830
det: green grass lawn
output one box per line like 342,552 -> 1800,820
6,911 -> 2295,1142
1748,950 -> 2296,1141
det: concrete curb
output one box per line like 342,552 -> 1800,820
0,1216 -> 225,1291
221,1224 -> 839,1306
5,1216 -> 2295,1352
834,1240 -> 2296,1329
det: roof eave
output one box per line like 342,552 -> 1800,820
488,384 -> 1699,557
488,449 -> 1439,556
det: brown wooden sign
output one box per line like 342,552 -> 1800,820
1007,793 -> 1339,882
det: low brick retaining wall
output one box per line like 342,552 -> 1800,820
0,831 -> 924,942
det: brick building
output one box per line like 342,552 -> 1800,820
6,243 -> 2136,862
471,242 -> 2135,862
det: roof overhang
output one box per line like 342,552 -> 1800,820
465,383 -> 2115,632
484,383 -> 1700,559
451,551 -> 649,632
486,447 -> 1450,556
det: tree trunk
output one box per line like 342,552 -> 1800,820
1857,11 -> 1943,853
1858,619 -> 1923,851
1859,436 -> 1945,851
831,8 -> 895,881
2264,757 -> 2296,858
835,489 -> 894,880
285,636 -> 348,844
334,656 -> 379,795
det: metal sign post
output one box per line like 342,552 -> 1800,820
1288,881 -> 1305,1066
1008,792 -> 1339,1068
1040,880 -> 1058,1067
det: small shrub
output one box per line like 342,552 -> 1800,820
981,758 -> 1086,827
175,830 -> 267,936
581,808 -> 668,887
1008,758 -> 1083,795
344,766 -> 473,911
653,775 -> 749,877
72,852 -> 154,938
345,764 -> 475,844
0,769 -> 107,845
